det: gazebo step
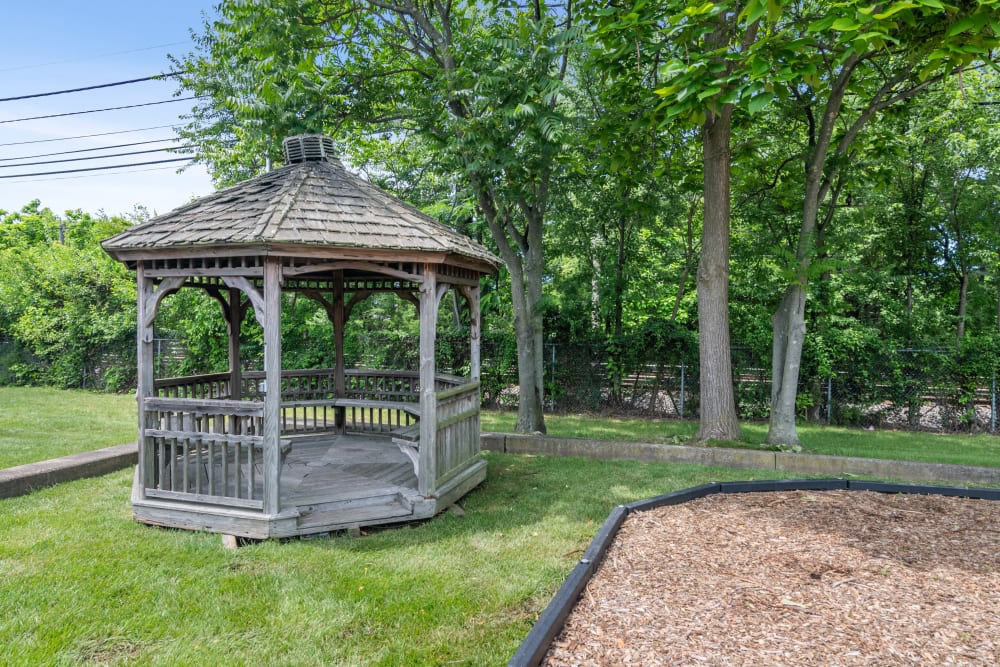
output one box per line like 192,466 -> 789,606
295,493 -> 414,531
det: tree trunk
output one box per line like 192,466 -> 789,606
767,284 -> 806,446
672,196 -> 699,322
696,107 -> 740,441
609,210 -> 628,405
506,223 -> 547,434
525,212 -> 547,432
475,181 -> 547,434
957,269 -> 969,342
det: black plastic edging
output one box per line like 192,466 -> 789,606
847,479 -> 1000,500
507,478 -> 1000,667
624,482 -> 721,513
719,478 -> 850,494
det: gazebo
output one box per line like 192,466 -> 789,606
102,135 -> 501,539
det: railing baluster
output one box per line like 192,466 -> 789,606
234,441 -> 242,499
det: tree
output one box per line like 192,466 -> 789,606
0,203 -> 137,389
920,73 -> 1000,342
175,0 -> 582,432
546,46 -> 694,406
588,0 -> 771,440
763,1 -> 1000,446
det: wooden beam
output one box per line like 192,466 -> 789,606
344,290 -> 373,321
333,271 -> 347,433
141,276 -> 184,330
222,276 -> 266,328
283,260 -> 422,282
418,264 -> 438,496
262,258 -> 282,514
228,288 -> 245,400
136,264 -> 155,497
458,285 -> 481,381
143,267 -> 264,278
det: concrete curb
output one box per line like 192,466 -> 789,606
0,442 -> 138,500
3,431 -> 997,501
481,433 -> 1000,486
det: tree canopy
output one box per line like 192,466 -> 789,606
2,0 -> 999,440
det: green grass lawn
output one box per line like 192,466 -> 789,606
0,387 -> 136,468
1,388 -> 997,664
0,452 -> 793,666
482,411 -> 1000,468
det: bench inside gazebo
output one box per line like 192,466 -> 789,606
102,135 -> 501,539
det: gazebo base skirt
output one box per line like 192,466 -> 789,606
129,433 -> 487,539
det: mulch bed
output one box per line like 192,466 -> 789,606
544,490 -> 1000,666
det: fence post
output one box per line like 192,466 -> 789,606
679,361 -> 686,419
992,370 -> 996,434
549,343 -> 556,411
827,376 -> 833,425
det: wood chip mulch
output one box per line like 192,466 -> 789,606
543,490 -> 1000,666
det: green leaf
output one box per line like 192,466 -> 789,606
719,88 -> 740,105
946,17 -> 977,37
747,92 -> 774,114
739,0 -> 767,23
807,15 -> 836,33
874,2 -> 919,20
831,18 -> 862,31
697,86 -> 723,100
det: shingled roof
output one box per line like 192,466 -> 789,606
102,141 -> 500,271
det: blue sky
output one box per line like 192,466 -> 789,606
0,2 -> 219,218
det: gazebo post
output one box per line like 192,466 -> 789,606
262,258 -> 283,514
418,265 -> 439,496
135,264 -> 155,498
465,285 -> 482,382
227,288 -> 244,400
333,271 -> 346,433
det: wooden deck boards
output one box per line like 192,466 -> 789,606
279,433 -> 418,507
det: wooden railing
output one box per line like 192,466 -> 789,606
141,397 -> 265,509
155,372 -> 232,399
145,370 -> 481,502
239,369 -> 423,436
434,380 -> 482,488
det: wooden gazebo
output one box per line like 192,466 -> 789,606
102,135 -> 501,539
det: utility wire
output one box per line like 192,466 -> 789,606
0,158 -> 192,179
0,41 -> 189,73
2,162 -> 196,185
0,138 -> 177,162
0,146 -> 193,169
0,73 -> 181,102
0,97 -> 198,125
0,124 -> 178,147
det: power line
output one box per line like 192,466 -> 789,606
0,41 -> 190,74
0,125 -> 178,147
0,73 -> 181,103
0,158 -> 192,179
0,162 -> 200,185
0,138 -> 177,162
0,97 -> 198,125
0,146 -> 192,169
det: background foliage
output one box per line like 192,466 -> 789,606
1,3 -> 998,435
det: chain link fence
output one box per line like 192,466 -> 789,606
481,340 -> 999,434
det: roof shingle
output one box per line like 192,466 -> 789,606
102,158 -> 500,271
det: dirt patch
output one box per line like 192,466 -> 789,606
544,490 -> 1000,666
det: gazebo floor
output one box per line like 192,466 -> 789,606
131,433 -> 486,539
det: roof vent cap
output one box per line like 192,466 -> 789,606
283,134 -> 339,164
